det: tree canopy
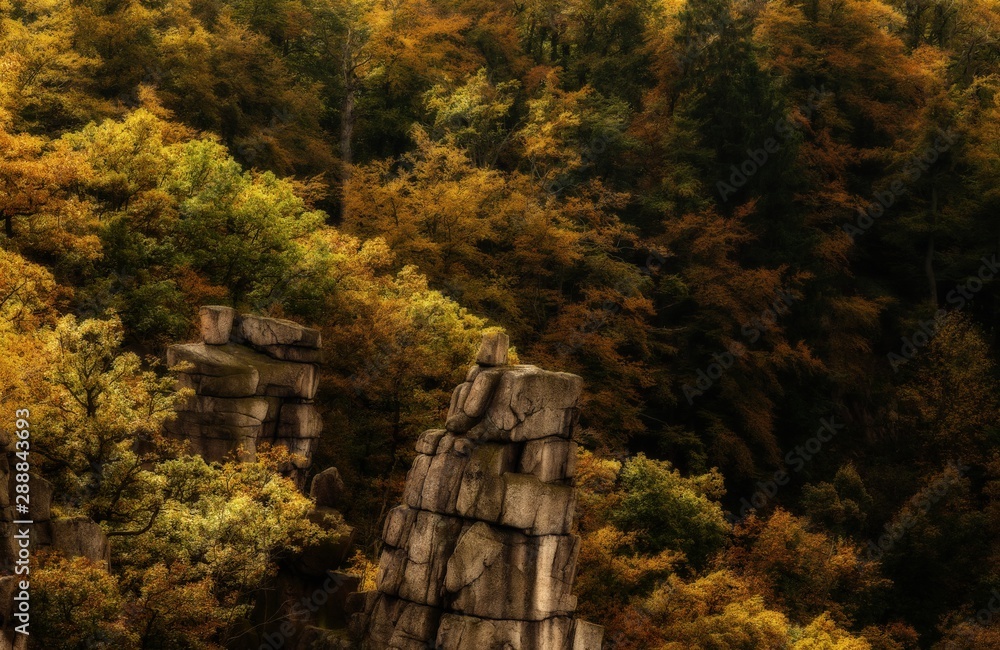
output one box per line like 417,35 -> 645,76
6,0 -> 1000,645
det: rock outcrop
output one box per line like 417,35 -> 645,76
166,306 -> 324,486
0,464 -> 110,649
170,310 -> 359,650
0,466 -> 110,569
351,332 -> 604,650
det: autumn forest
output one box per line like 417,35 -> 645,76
3,0 -> 1000,647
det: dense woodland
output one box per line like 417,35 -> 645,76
4,0 -> 1000,646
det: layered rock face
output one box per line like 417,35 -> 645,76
166,306 -> 323,485
352,333 -> 604,650
0,467 -> 109,649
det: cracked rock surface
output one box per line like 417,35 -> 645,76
351,334 -> 603,649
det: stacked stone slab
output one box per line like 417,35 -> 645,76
166,306 -> 323,485
352,333 -> 604,650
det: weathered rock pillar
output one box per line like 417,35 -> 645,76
351,332 -> 604,649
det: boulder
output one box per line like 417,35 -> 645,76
498,474 -> 575,535
461,368 -> 503,419
165,410 -> 262,445
475,331 -> 509,366
311,467 -> 346,509
177,394 -> 271,422
436,614 -> 577,650
47,516 -> 111,565
167,343 -> 260,397
570,620 -> 606,650
257,344 -> 324,364
167,309 -> 325,483
443,523 -> 580,621
454,446 -> 517,525
278,403 -> 323,440
225,345 -> 319,399
450,456 -> 574,535
414,429 -> 447,456
169,341 -> 317,402
504,368 -> 582,439
444,382 -> 475,433
199,306 -> 236,344
378,508 -> 462,607
353,348 -> 602,649
360,593 -> 441,650
445,365 -> 583,442
520,437 -> 578,483
382,506 -> 418,549
234,315 -> 322,349
402,436 -> 489,516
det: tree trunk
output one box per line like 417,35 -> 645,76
340,83 -> 356,177
808,0 -> 819,22
925,235 -> 937,305
3,214 -> 11,238
340,50 -> 357,222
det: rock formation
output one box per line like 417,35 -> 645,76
166,306 -> 324,486
0,468 -> 110,568
351,332 -> 604,650
168,309 -> 358,650
0,467 -> 109,649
